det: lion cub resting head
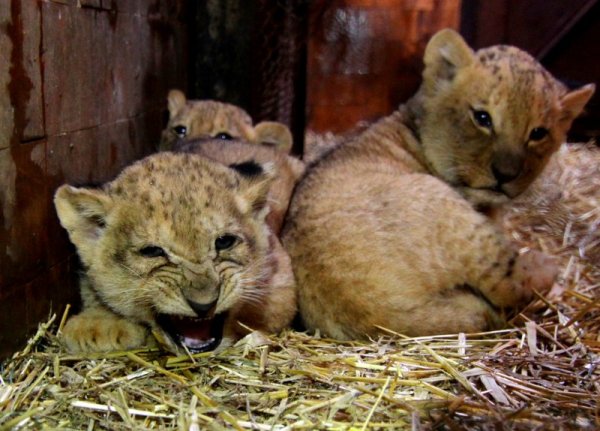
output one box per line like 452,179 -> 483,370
55,153 -> 296,354
160,89 -> 293,154
409,30 -> 595,208
160,90 -> 304,234
282,29 -> 594,341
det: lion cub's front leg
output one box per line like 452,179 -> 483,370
61,278 -> 149,353
62,307 -> 149,353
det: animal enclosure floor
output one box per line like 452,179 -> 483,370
1,142 -> 598,430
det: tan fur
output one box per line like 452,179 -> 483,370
161,89 -> 293,153
282,29 -> 594,340
160,90 -> 304,234
55,153 -> 296,353
174,139 -> 304,234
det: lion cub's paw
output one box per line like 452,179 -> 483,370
62,311 -> 148,353
495,250 -> 558,308
513,250 -> 558,297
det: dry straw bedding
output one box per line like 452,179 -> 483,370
1,142 -> 599,430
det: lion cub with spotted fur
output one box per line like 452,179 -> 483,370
282,29 -> 594,340
161,90 -> 305,233
55,153 -> 296,353
161,89 -> 293,153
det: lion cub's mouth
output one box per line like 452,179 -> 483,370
155,312 -> 226,353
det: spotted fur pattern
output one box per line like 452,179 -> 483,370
174,138 -> 304,234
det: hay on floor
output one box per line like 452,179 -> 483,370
1,142 -> 598,431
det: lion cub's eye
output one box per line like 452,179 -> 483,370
214,132 -> 233,141
173,125 -> 187,138
472,110 -> 493,129
139,246 -> 167,258
529,127 -> 549,141
215,234 -> 238,251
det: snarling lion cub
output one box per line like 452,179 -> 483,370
55,153 -> 296,353
282,29 -> 594,340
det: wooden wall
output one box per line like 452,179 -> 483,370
189,0 -> 309,154
306,0 -> 462,134
0,0 -> 188,359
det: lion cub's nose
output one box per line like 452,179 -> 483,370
491,152 -> 523,185
492,163 -> 520,185
186,298 -> 218,318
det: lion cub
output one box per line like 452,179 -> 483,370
282,29 -> 594,340
160,90 -> 305,233
175,139 -> 304,234
55,153 -> 296,353
161,89 -> 293,154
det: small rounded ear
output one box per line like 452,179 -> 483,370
558,83 -> 595,128
54,185 -> 113,248
232,161 -> 276,218
423,29 -> 474,85
167,89 -> 187,118
253,121 -> 293,154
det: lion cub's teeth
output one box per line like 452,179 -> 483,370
183,337 -> 215,350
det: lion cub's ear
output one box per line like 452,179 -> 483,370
423,28 -> 474,86
167,89 -> 187,119
230,160 -> 276,218
254,121 -> 293,154
558,83 -> 595,130
54,185 -> 113,249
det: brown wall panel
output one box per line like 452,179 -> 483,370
306,0 -> 462,134
0,0 -> 188,358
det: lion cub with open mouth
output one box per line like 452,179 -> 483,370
55,153 -> 296,354
282,29 -> 594,340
